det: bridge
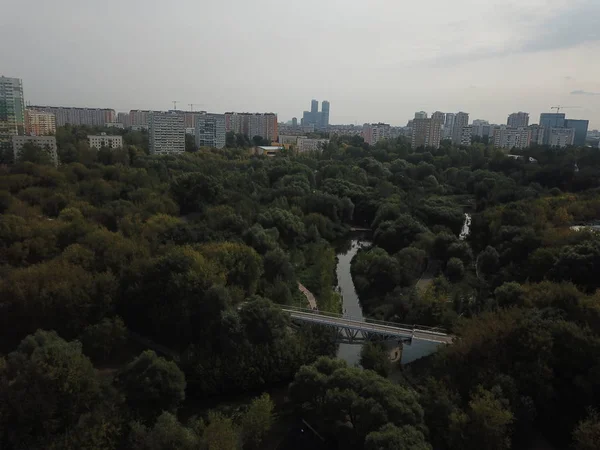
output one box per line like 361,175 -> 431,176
281,306 -> 453,345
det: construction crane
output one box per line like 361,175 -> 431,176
172,101 -> 179,110
551,105 -> 581,113
188,103 -> 205,112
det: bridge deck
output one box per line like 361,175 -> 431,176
282,307 -> 453,344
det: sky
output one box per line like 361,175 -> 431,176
2,0 -> 600,128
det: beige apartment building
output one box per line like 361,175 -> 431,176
25,109 -> 56,135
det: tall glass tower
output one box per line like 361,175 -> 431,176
0,76 -> 26,146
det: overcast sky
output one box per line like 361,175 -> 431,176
2,0 -> 600,127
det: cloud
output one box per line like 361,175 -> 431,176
428,0 -> 600,66
571,90 -> 600,96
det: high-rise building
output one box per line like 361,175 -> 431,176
311,100 -> 318,115
129,110 -> 151,128
564,119 -> 589,147
460,126 -> 473,146
414,111 -> 428,120
363,123 -> 391,145
529,125 -> 546,145
452,112 -> 469,144
548,128 -> 575,148
321,101 -> 330,129
443,113 -> 455,140
507,112 -> 530,128
29,105 -> 115,127
539,113 -> 565,129
431,111 -> 445,123
291,117 -> 298,127
12,135 -> 58,165
25,109 -> 56,136
411,118 -> 442,149
0,76 -> 26,149
224,112 -> 278,142
195,113 -> 226,149
472,120 -> 492,138
300,100 -> 329,130
148,112 -> 185,154
492,126 -> 531,150
117,112 -> 131,128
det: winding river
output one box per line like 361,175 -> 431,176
335,214 -> 472,366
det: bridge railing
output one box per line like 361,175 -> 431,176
282,305 -> 448,336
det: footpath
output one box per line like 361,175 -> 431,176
297,282 -> 318,310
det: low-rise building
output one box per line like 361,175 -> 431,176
12,135 -> 58,165
254,145 -> 283,157
88,133 -> 124,149
297,138 -> 329,153
105,122 -> 124,129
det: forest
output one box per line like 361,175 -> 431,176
1,125 -> 600,449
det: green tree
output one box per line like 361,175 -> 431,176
115,350 -> 186,420
445,257 -> 465,282
365,424 -> 432,450
0,330 -> 102,449
129,412 -> 201,450
80,316 -> 127,362
241,393 -> 275,448
360,342 -> 392,377
573,410 -> 600,450
204,411 -> 239,450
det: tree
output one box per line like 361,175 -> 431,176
0,330 -> 102,449
446,257 -> 465,282
365,424 -> 432,450
573,410 -> 600,450
241,393 -> 275,448
129,412 -> 201,450
17,143 -> 55,165
115,350 -> 186,420
80,316 -> 127,362
360,342 -> 392,377
204,411 -> 239,450
373,215 -> 428,254
449,388 -> 513,450
476,246 -> 499,281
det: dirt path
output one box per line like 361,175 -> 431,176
297,282 -> 318,310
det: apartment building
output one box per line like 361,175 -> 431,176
12,135 -> 58,165
29,106 -> 115,127
507,112 -> 530,128
149,112 -> 185,154
129,110 -> 152,128
492,126 -> 532,150
549,128 -> 575,148
25,109 -> 56,135
362,123 -> 391,145
88,133 -> 124,149
459,126 -> 473,146
0,76 -> 26,148
224,112 -> 278,141
452,112 -> 469,144
297,138 -> 329,153
195,113 -> 226,149
411,118 -> 442,149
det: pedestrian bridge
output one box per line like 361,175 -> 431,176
281,306 -> 453,345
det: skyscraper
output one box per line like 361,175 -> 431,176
321,101 -> 330,129
311,100 -> 318,115
564,119 -> 589,147
196,113 -> 226,149
149,112 -> 185,154
414,111 -> 428,120
0,76 -> 26,149
539,113 -> 565,129
291,117 -> 298,127
507,112 -> 529,128
452,112 -> 469,144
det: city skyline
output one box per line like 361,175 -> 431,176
2,1 -> 600,128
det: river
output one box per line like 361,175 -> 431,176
336,213 -> 472,366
